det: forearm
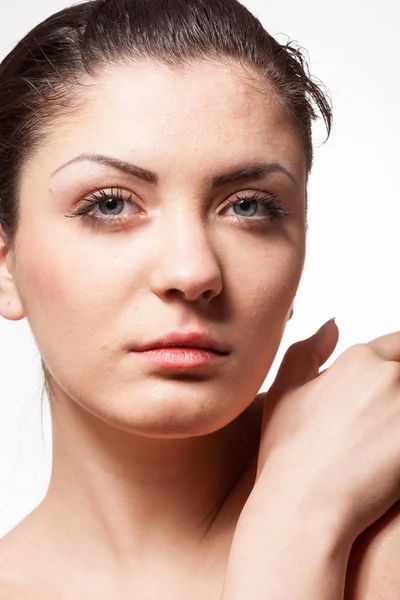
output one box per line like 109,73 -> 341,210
220,495 -> 352,600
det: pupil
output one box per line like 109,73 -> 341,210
236,199 -> 256,216
106,199 -> 118,210
100,198 -> 123,215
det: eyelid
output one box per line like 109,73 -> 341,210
222,187 -> 273,203
84,186 -> 135,203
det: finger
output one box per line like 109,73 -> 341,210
268,318 -> 339,398
368,331 -> 400,362
313,318 -> 340,367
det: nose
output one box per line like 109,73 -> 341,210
150,213 -> 223,304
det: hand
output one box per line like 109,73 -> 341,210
220,320 -> 365,600
256,317 -> 339,475
253,319 -> 400,543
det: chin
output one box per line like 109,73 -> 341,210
68,383 -> 248,439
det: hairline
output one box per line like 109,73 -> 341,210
19,54 -> 310,184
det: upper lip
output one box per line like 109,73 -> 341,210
133,332 -> 230,355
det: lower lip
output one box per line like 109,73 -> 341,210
133,347 -> 229,370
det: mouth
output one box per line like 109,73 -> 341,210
133,331 -> 230,356
131,345 -> 230,369
146,345 -> 228,355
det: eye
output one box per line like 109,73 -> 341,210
65,187 -> 141,230
65,187 -> 292,232
222,191 -> 291,228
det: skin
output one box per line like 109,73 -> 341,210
0,57 -> 397,599
345,505 -> 400,598
0,58 -> 306,598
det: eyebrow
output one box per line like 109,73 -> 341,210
51,153 -> 298,189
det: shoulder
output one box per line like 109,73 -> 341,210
345,500 -> 400,599
0,537 -> 25,599
0,528 -> 29,598
0,516 -> 50,600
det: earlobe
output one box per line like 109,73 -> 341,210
0,239 -> 25,321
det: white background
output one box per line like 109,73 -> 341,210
0,0 -> 399,537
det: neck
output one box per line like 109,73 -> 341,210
39,387 -> 260,577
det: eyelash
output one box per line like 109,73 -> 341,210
65,186 -> 291,231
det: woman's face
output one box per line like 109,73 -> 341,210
7,59 -> 307,437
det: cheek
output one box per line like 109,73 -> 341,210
14,227 -> 127,366
235,238 -> 304,362
236,232 -> 304,312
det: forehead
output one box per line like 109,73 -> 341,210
30,59 -> 306,182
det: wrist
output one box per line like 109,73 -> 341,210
251,454 -> 357,551
240,486 -> 353,559
221,498 -> 352,600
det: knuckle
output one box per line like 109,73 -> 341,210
285,342 -> 301,357
285,341 -> 309,362
380,361 -> 400,387
340,343 -> 375,363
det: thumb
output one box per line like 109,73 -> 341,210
256,319 -> 339,480
267,317 -> 339,400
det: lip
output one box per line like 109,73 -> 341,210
132,331 -> 230,355
133,347 -> 228,370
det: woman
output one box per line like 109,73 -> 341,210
1,0 -> 400,597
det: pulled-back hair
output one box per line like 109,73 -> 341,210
0,0 -> 331,248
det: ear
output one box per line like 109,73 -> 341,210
0,237 -> 25,321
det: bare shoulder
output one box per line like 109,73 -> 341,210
345,500 -> 400,599
0,516 -> 49,600
0,578 -> 25,600
0,534 -> 27,599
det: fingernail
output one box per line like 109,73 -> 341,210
315,317 -> 336,336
